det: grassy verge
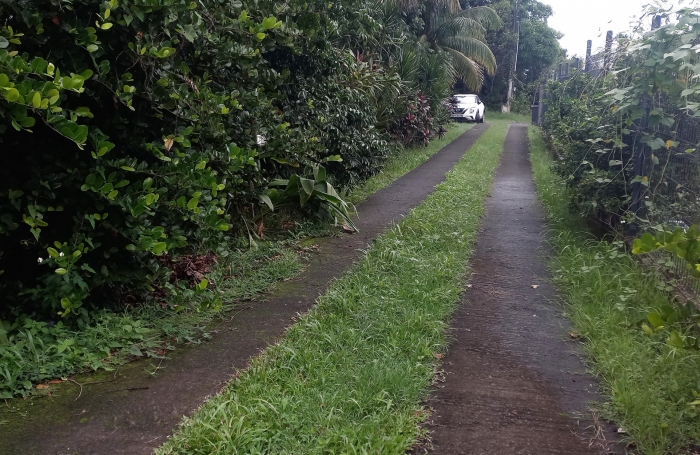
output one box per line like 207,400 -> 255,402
529,126 -> 700,454
0,242 -> 305,399
156,121 -> 509,455
346,122 -> 473,205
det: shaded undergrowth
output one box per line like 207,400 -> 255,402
529,126 -> 700,455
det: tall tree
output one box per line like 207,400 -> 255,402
395,0 -> 502,91
461,0 -> 561,107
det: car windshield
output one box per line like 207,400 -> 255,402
455,95 -> 477,104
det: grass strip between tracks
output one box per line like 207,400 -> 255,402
156,121 -> 509,455
529,126 -> 700,455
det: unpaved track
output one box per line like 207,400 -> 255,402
421,124 -> 622,455
0,124 -> 488,455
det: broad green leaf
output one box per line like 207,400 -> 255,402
3,88 -> 20,102
314,166 -> 326,182
667,330 -> 685,348
647,312 -> 665,328
259,193 -> 274,211
300,178 -> 314,195
152,242 -> 167,254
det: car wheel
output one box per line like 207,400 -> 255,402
480,112 -> 485,123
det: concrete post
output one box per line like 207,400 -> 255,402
585,40 -> 592,72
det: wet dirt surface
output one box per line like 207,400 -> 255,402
0,124 -> 489,455
420,124 -> 623,455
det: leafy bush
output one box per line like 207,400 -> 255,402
0,0 -> 403,320
542,74 -> 630,222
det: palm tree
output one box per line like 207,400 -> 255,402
416,0 -> 502,91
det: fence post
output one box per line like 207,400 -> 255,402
627,99 -> 650,236
537,82 -> 545,126
585,40 -> 592,72
604,30 -> 613,72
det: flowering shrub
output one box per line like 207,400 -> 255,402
390,92 -> 435,146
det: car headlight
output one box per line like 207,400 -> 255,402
468,108 -> 475,113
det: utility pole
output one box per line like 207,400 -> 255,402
506,0 -> 520,112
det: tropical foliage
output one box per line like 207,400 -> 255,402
461,0 -> 562,110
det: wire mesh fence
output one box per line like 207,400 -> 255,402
536,29 -> 700,298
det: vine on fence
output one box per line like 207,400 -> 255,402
542,4 -> 700,350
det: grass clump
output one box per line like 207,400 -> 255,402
529,126 -> 700,454
156,121 -> 510,454
347,122 -> 473,204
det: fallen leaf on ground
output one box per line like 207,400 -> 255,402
466,284 -> 473,288
35,383 -> 49,389
569,332 -> 580,339
433,353 -> 444,359
342,224 -> 355,233
531,284 -> 539,289
48,379 -> 63,384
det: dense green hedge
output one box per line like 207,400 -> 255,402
0,0 -> 454,320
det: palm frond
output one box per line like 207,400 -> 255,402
457,6 -> 503,30
395,45 -> 419,87
439,35 -> 497,74
433,16 -> 487,42
444,47 -> 484,91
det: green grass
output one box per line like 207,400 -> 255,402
0,242 -> 304,398
529,126 -> 700,454
156,121 -> 510,455
346,122 -> 473,205
487,111 -> 530,123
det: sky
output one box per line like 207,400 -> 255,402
543,0 -> 691,57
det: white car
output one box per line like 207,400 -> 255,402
451,94 -> 485,123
